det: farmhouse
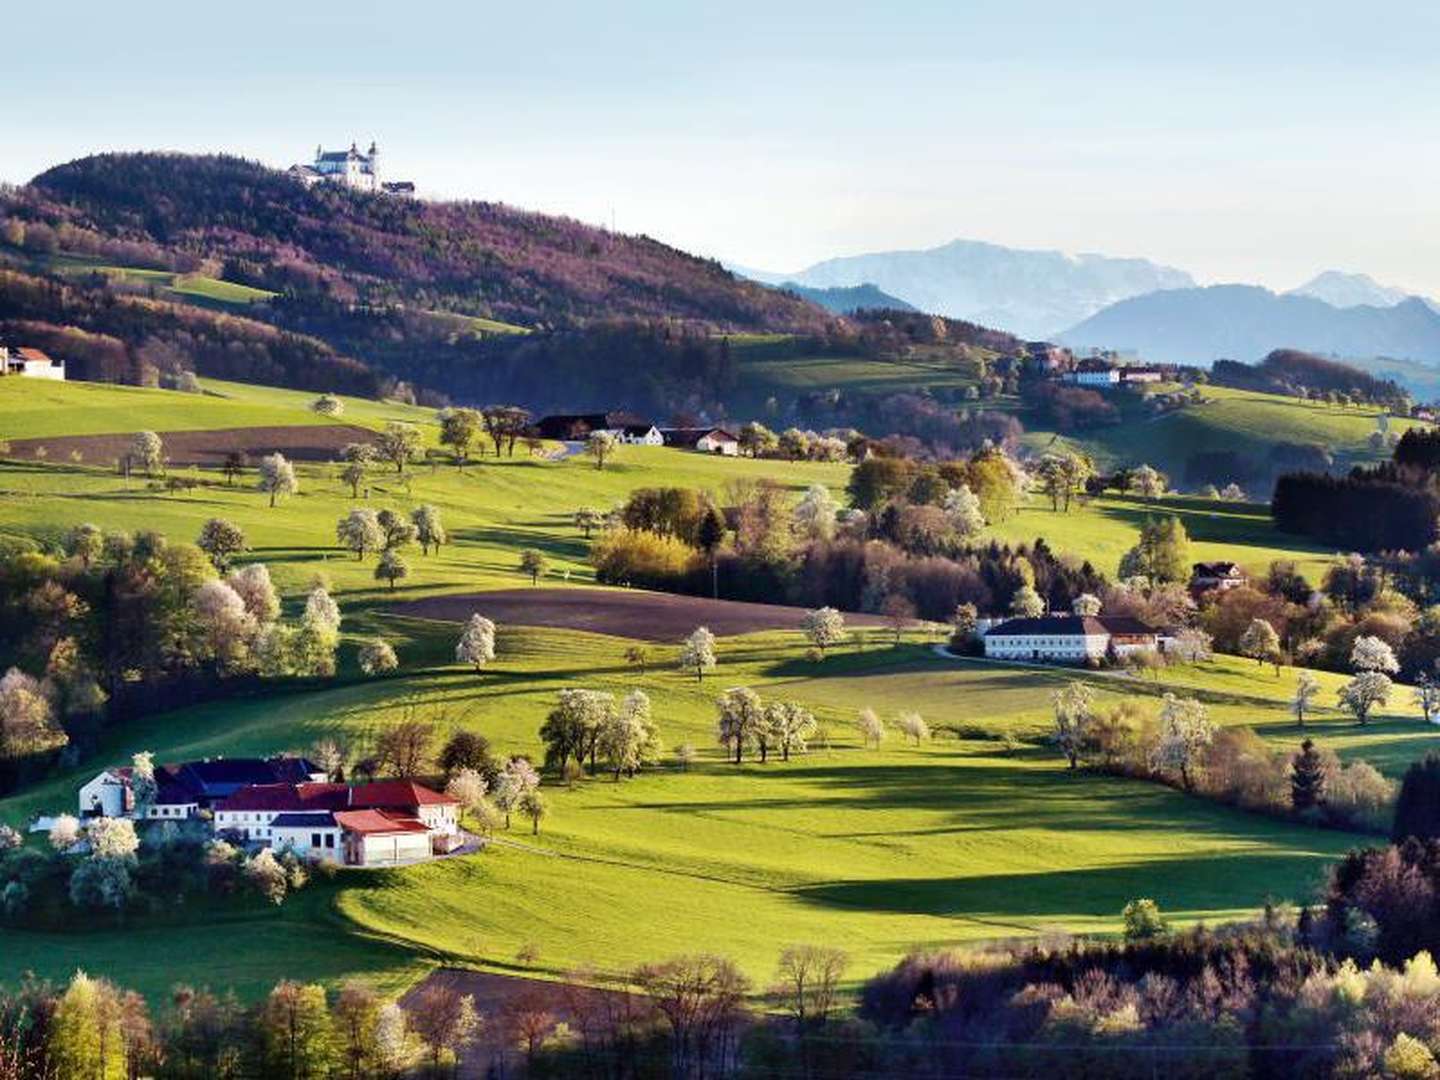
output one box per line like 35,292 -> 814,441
77,755 -> 326,819
660,427 -> 740,456
1191,560 -> 1248,594
983,614 -> 1176,663
619,423 -> 664,446
212,778 -> 460,866
1,346 -> 64,381
1064,360 -> 1165,389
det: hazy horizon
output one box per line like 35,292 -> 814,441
9,0 -> 1440,297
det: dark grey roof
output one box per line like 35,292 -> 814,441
269,812 -> 337,829
985,615 -> 1163,637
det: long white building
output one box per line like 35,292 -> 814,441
983,614 -> 1176,663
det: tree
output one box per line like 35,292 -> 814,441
376,422 -> 421,474
772,944 -> 848,1033
1122,898 -> 1168,940
793,484 -> 838,541
49,972 -> 129,1080
1239,617 -> 1283,673
336,509 -> 384,560
633,954 -> 750,1080
455,614 -> 496,672
1118,516 -> 1192,584
676,742 -> 697,771
1393,752 -> 1440,842
411,505 -> 447,555
64,522 -> 105,567
540,688 -> 614,773
49,813 -> 82,852
1072,592 -> 1102,617
311,393 -> 344,417
943,484 -> 985,538
257,453 -> 298,507
245,849 -> 291,905
598,689 -> 661,779
480,405 -> 532,456
88,816 -> 139,859
332,982 -> 382,1080
194,518 -> 247,576
716,687 -> 765,764
895,711 -> 929,746
1149,693 -> 1215,791
625,644 -> 649,674
518,548 -> 548,585
438,407 -> 482,467
223,449 -> 248,485
1291,671 -> 1321,728
375,718 -> 434,778
1417,672 -> 1440,725
228,563 -> 281,622
338,443 -> 373,498
260,980 -> 335,1080
491,758 -> 540,829
445,767 -> 489,817
375,508 -> 417,552
574,506 -> 604,538
778,428 -> 809,461
679,626 -> 717,682
697,506 -> 726,598
439,730 -> 497,780
882,594 -> 915,646
765,701 -> 817,761
357,638 -> 399,676
1352,634 -> 1400,674
738,421 -> 777,458
1052,681 -> 1094,768
0,666 -> 67,761
801,607 -> 847,657
374,550 -> 409,591
406,983 -> 478,1076
130,431 -> 164,476
585,429 -> 618,470
519,788 -> 548,834
1034,451 -> 1091,512
1010,584 -> 1044,618
857,707 -> 885,749
1129,464 -> 1166,499
1172,627 -> 1214,664
1340,670 -> 1393,726
1291,738 -> 1327,812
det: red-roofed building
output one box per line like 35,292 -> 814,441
1,346 -> 65,380
334,809 -> 433,866
213,783 -> 349,842
350,780 -> 460,837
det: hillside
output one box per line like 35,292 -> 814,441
1060,283 -> 1440,365
747,238 -> 1195,338
1,375 -> 1429,1002
775,281 -> 916,314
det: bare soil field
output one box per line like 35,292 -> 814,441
8,424 -> 378,466
388,587 -> 897,641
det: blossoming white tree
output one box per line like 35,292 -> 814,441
455,614 -> 497,673
1149,693 -> 1215,791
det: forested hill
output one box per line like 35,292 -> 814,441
22,153 -> 833,334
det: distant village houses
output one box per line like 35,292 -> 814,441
533,413 -> 739,454
288,142 -> 415,196
1190,560 -> 1248,595
0,345 -> 64,381
1065,358 -> 1165,388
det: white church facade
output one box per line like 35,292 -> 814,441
289,142 -> 414,196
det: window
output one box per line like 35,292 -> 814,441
312,833 -> 322,847
325,834 -> 335,849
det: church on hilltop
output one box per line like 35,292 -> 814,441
288,142 -> 414,196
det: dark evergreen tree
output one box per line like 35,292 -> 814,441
1290,739 -> 1326,813
1393,752 -> 1440,842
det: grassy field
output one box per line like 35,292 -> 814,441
1026,384 -> 1416,479
0,374 -> 1427,1003
8,621 -> 1426,999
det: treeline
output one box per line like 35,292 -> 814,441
0,268 -> 381,394
1213,348 -> 1411,410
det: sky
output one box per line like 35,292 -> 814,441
7,0 -> 1440,293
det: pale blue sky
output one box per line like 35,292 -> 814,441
7,1 -> 1440,292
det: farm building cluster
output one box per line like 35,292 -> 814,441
77,756 -> 461,867
533,412 -> 738,455
0,344 -> 64,380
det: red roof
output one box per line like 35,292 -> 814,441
350,780 -> 456,809
16,348 -> 53,363
215,782 -> 349,813
334,809 -> 430,836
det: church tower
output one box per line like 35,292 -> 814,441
367,141 -> 380,189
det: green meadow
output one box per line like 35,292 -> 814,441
0,375 -> 1431,1002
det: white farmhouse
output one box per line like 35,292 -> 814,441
619,424 -> 664,446
1066,360 -> 1120,387
1,346 -> 65,381
660,427 -> 740,456
983,614 -> 1175,663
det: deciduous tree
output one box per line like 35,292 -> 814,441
257,453 -> 298,507
679,626 -> 717,682
454,614 -> 496,673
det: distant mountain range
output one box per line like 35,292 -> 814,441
737,239 -> 1195,338
1059,285 -> 1440,366
773,281 -> 915,315
1286,270 -> 1422,310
